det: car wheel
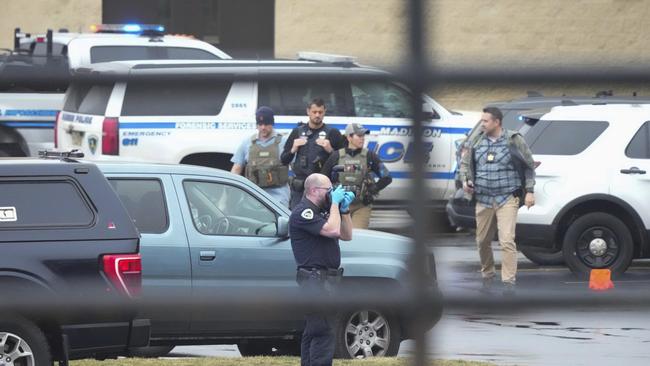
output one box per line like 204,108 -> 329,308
126,345 -> 175,358
0,316 -> 51,366
521,247 -> 564,266
335,309 -> 400,358
562,212 -> 634,277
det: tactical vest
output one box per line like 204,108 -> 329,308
246,134 -> 289,188
337,148 -> 370,201
291,124 -> 333,179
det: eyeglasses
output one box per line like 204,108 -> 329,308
313,186 -> 332,193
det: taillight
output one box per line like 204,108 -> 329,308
54,111 -> 60,148
102,117 -> 119,155
102,254 -> 142,298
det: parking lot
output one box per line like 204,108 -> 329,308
168,229 -> 650,365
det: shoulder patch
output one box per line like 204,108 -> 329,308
301,208 -> 314,220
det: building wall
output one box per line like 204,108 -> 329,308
276,0 -> 650,110
0,0 -> 101,47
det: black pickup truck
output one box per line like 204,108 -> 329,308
0,152 -> 149,366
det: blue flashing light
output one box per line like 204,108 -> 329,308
518,115 -> 525,121
156,25 -> 165,32
123,24 -> 142,33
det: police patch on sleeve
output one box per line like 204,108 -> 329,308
301,208 -> 314,220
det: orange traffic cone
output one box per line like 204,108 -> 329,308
589,269 -> 614,291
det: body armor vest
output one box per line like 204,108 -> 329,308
246,134 -> 289,188
291,124 -> 332,179
337,148 -> 370,201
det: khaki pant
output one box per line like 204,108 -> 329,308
475,195 -> 519,284
349,202 -> 372,229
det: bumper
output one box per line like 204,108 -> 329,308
516,223 -> 557,250
445,199 -> 476,229
63,318 -> 150,359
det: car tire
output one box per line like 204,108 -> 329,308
521,247 -> 564,266
0,316 -> 51,366
562,212 -> 634,277
126,345 -> 175,358
334,309 -> 401,358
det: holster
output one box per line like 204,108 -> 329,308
289,177 -> 305,192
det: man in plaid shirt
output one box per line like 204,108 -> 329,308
459,107 -> 536,295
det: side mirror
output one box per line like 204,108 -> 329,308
422,102 -> 440,120
277,216 -> 289,238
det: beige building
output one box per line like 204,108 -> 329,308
4,0 -> 650,109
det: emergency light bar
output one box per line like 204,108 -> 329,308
297,51 -> 357,65
90,24 -> 165,35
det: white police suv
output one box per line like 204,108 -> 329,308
55,53 -> 479,209
0,24 -> 230,157
516,104 -> 650,276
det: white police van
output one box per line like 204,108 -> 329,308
0,24 -> 230,157
56,53 -> 479,208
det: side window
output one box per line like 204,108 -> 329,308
626,121 -> 650,159
183,180 -> 277,237
258,80 -> 351,116
109,179 -> 168,234
351,82 -> 413,118
526,120 -> 608,155
63,82 -> 113,114
165,47 -> 221,60
0,179 -> 93,229
122,80 -> 232,116
90,46 -> 153,63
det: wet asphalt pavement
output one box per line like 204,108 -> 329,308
170,229 -> 650,365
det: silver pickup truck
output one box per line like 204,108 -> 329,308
97,161 -> 442,359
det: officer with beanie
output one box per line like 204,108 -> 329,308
321,123 -> 392,229
231,106 -> 290,207
281,98 -> 345,209
290,173 -> 354,366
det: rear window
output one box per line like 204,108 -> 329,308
0,179 -> 94,229
109,179 -> 168,234
258,80 -> 352,116
625,121 -> 650,159
525,120 -> 609,155
63,82 -> 113,114
90,46 -> 220,63
121,80 -> 231,116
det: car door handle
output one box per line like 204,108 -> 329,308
620,167 -> 647,175
199,250 -> 216,261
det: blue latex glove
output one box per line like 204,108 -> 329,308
330,185 -> 346,205
340,191 -> 355,212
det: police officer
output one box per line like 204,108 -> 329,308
281,98 -> 345,209
459,107 -> 536,295
321,123 -> 393,229
290,173 -> 354,366
231,106 -> 290,207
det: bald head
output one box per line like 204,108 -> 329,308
304,173 -> 329,192
304,173 -> 332,207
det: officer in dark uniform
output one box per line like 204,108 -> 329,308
290,173 -> 354,366
281,98 -> 345,209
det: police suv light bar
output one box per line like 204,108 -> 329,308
297,51 -> 357,64
90,24 -> 165,35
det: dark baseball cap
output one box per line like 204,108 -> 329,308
255,106 -> 275,125
345,123 -> 369,135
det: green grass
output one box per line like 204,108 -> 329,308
71,357 -> 495,366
